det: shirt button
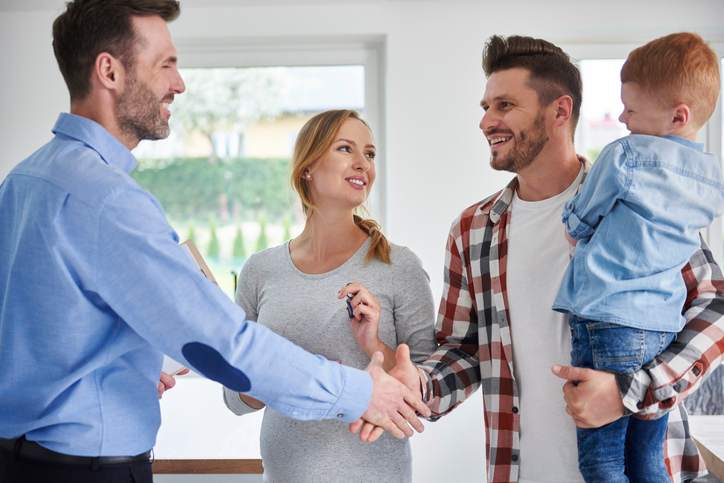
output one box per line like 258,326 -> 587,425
512,454 -> 519,462
336,413 -> 344,419
512,406 -> 519,414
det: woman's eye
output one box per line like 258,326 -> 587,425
366,152 -> 376,161
338,145 -> 352,153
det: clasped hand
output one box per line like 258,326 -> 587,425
350,344 -> 428,443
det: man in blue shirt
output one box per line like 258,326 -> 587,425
0,1 -> 429,482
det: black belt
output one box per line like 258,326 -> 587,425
0,436 -> 152,465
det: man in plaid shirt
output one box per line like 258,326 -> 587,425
381,35 -> 723,482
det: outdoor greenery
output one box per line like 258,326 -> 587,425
132,154 -> 301,297
132,156 -> 296,223
232,226 -> 247,259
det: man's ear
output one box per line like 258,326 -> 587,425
671,103 -> 691,130
94,52 -> 125,92
552,95 -> 574,126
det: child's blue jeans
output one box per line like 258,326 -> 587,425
569,316 -> 676,483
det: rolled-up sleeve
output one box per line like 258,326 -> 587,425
562,140 -> 629,241
223,387 -> 261,416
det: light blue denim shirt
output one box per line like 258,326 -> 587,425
553,134 -> 724,332
0,113 -> 371,456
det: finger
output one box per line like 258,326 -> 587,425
562,382 -> 584,414
551,364 -> 590,383
367,426 -> 386,443
350,289 -> 373,309
574,418 -> 593,429
338,282 -> 361,299
176,368 -> 190,376
157,382 -> 165,398
390,412 -> 414,438
398,403 -> 425,433
354,303 -> 378,322
349,419 -> 364,434
565,406 -> 588,427
562,381 -> 574,404
401,386 -> 431,417
360,421 -> 377,442
353,293 -> 379,314
366,351 -> 384,370
376,417 -> 405,440
395,344 -> 411,366
159,372 -> 176,390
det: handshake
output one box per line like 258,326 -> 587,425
351,344 -> 429,443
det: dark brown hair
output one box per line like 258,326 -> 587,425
482,35 -> 582,133
621,32 -> 720,128
291,109 -> 391,264
52,0 -> 180,100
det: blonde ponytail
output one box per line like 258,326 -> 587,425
353,214 -> 391,264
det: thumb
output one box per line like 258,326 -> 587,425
395,343 -> 412,368
367,351 -> 384,371
551,364 -> 591,382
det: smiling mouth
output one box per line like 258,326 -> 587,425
488,135 -> 512,147
346,178 -> 367,188
160,102 -> 171,117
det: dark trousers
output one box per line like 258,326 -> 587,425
0,448 -> 153,483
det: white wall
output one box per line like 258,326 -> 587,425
2,1 -> 723,482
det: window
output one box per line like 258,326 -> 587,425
575,59 -> 627,161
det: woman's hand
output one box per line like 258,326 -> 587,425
339,282 -> 382,354
338,282 -> 397,371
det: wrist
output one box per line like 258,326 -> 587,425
364,338 -> 386,357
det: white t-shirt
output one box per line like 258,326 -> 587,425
507,168 -> 585,483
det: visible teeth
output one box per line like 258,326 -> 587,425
348,179 -> 364,186
489,136 -> 510,145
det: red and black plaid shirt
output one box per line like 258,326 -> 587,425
419,166 -> 723,482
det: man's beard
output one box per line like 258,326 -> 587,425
490,114 -> 549,173
117,73 -> 170,142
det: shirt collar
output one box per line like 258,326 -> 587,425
52,112 -> 138,173
664,135 -> 704,152
487,155 -> 590,224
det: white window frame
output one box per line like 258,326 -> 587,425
174,35 -> 387,225
560,41 -> 724,264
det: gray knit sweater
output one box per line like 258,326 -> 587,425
223,239 -> 436,483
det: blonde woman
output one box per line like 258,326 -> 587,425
222,110 -> 435,482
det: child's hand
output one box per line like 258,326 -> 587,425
564,229 -> 577,247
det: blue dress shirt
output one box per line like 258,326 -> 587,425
553,134 -> 724,332
0,113 -> 371,456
